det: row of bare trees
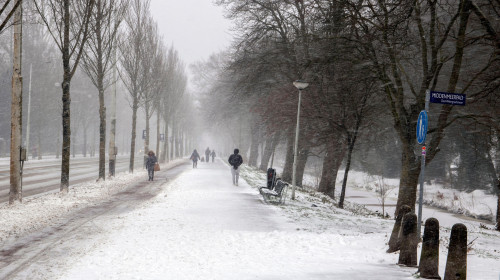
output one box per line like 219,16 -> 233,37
7,0 -> 192,204
198,0 -> 500,237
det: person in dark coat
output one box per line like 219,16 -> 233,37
210,150 -> 216,162
146,151 -> 157,181
190,149 -> 200,168
205,147 -> 211,163
228,148 -> 243,186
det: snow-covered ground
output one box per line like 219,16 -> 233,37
300,169 -> 498,225
1,160 -> 499,279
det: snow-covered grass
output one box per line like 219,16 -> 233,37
240,164 -> 500,279
298,168 -> 498,224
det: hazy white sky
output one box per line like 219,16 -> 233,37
149,0 -> 233,67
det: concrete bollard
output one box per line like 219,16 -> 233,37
387,204 -> 412,253
444,223 -> 467,280
398,212 -> 418,267
419,218 -> 441,279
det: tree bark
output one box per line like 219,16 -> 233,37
161,119 -> 168,163
281,131 -> 294,182
339,141 -> 355,208
98,83 -> 106,179
295,146 -> 309,188
129,98 -> 138,173
156,110 -> 160,157
496,178 -> 500,231
248,122 -> 260,167
259,130 -> 281,171
9,0 -> 22,204
318,138 -> 345,199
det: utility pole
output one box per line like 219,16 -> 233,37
10,0 -> 23,204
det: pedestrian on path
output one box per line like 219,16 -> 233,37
146,151 -> 157,181
228,148 -> 243,186
205,147 -> 211,163
210,150 -> 216,162
190,149 -> 200,168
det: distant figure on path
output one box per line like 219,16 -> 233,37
146,151 -> 157,181
210,150 -> 216,162
228,148 -> 243,186
205,147 -> 211,163
190,149 -> 200,168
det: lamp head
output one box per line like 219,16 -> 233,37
293,80 -> 309,90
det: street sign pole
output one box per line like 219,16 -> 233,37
417,90 -> 430,238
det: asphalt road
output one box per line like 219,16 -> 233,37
0,155 -> 145,204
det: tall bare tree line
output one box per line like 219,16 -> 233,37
207,0 -> 500,234
5,0 -> 193,204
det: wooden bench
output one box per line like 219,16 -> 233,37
259,179 -> 288,204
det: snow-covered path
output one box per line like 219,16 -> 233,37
7,159 -> 418,280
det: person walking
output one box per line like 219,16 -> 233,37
146,151 -> 157,181
190,149 -> 200,168
205,147 -> 211,163
228,148 -> 243,186
210,150 -> 216,162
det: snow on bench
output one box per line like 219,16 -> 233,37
259,179 -> 288,204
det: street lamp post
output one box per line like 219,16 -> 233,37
291,80 -> 309,200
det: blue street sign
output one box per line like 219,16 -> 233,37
142,130 -> 146,140
430,91 -> 466,106
416,110 -> 428,144
160,134 -> 165,141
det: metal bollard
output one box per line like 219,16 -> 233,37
444,223 -> 467,280
387,204 -> 412,253
419,218 -> 441,279
398,212 -> 418,267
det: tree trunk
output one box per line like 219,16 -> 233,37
496,178 -> 500,231
295,147 -> 309,188
129,97 -> 138,173
60,78 -> 71,193
156,110 -> 160,157
248,122 -> 260,167
170,119 -> 175,160
387,141 -> 421,252
98,76 -> 106,180
161,119 -> 168,163
259,130 -> 281,171
339,142 -> 355,208
83,124 -> 87,157
9,0 -> 22,204
144,105 -> 150,168
281,131 -> 294,182
318,139 -> 345,199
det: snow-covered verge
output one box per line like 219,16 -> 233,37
240,165 -> 500,279
0,159 -> 185,244
298,168 -> 498,224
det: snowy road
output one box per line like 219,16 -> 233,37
0,155 -> 143,203
0,161 -> 191,279
1,159 -> 416,280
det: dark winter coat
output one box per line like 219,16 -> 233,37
190,151 -> 200,161
146,155 -> 157,171
228,153 -> 243,169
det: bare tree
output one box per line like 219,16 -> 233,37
34,0 -> 95,193
80,0 -> 127,180
9,0 -> 22,204
118,0 -> 152,172
140,20 -> 163,164
0,0 -> 22,34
